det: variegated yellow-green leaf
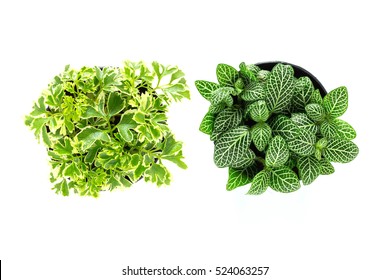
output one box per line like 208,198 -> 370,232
323,138 -> 359,163
76,127 -> 111,151
270,166 -> 300,193
247,100 -> 269,122
227,164 -> 259,191
269,115 -> 299,141
323,86 -> 348,118
297,156 -> 320,185
199,112 -> 215,135
319,158 -> 335,175
291,113 -> 317,134
320,120 -> 338,138
287,129 -> 316,156
247,170 -> 269,195
214,126 -> 251,168
216,63 -> 239,87
265,136 -> 289,168
251,123 -> 272,152
292,76 -> 314,111
265,64 -> 295,113
333,119 -> 356,140
107,91 -> 125,117
195,80 -> 220,100
241,82 -> 265,101
213,107 -> 243,133
305,103 -> 326,122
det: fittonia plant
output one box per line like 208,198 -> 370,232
196,62 -> 358,195
25,61 -> 190,197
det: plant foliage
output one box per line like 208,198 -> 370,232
196,62 -> 358,195
26,61 -> 190,197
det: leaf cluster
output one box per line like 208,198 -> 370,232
196,62 -> 359,195
25,61 -> 190,197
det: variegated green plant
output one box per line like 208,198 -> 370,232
196,62 -> 358,195
25,61 -> 190,197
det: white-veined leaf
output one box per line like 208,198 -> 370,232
247,170 -> 269,195
297,156 -> 320,185
247,100 -> 269,122
319,158 -> 335,175
310,89 -> 323,105
195,80 -> 220,100
251,123 -> 272,152
230,149 -> 256,169
323,86 -> 348,118
265,136 -> 289,168
320,120 -> 338,138
270,166 -> 300,193
199,112 -> 215,135
216,63 -> 239,87
305,103 -> 326,122
241,82 -> 265,101
323,138 -> 359,163
292,76 -> 314,111
333,119 -> 356,140
269,115 -> 299,141
291,113 -> 317,134
214,126 -> 251,168
287,129 -> 316,156
226,164 -> 258,191
210,87 -> 234,106
213,107 -> 243,133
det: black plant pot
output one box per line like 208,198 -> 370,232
255,61 -> 327,97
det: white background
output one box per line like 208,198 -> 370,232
1,0 -> 389,279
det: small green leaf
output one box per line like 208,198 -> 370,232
230,149 -> 256,169
265,64 -> 295,113
64,162 -> 82,178
117,112 -> 137,142
239,62 -> 258,84
195,80 -> 220,101
107,91 -> 125,117
214,126 -> 251,168
305,103 -> 326,122
210,87 -> 235,106
323,138 -> 359,163
241,82 -> 265,101
287,129 -> 316,156
310,89 -> 323,105
209,103 -> 225,114
85,145 -> 101,164
333,119 -> 356,140
319,158 -> 335,175
265,136 -> 289,168
226,164 -> 258,191
213,107 -> 243,133
291,76 -> 314,111
216,63 -> 239,87
269,115 -> 299,141
320,120 -> 338,138
144,163 -> 171,186
247,170 -> 269,195
251,123 -> 272,152
247,100 -> 269,122
30,96 -> 47,116
291,113 -> 317,134
199,112 -> 215,135
323,86 -> 348,118
270,166 -> 300,193
82,106 -> 105,118
76,127 -> 110,151
297,156 -> 320,185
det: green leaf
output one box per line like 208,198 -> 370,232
230,149 -> 256,169
319,158 -> 335,175
241,82 -> 265,101
291,76 -> 314,111
216,63 -> 239,87
31,117 -> 48,139
297,156 -> 320,185
41,126 -> 51,146
323,138 -> 359,163
247,100 -> 269,122
210,87 -> 234,106
30,96 -> 47,116
251,123 -> 272,152
117,112 -> 137,142
305,103 -> 326,122
265,136 -> 289,168
85,145 -> 101,164
226,164 -> 258,191
287,129 -> 316,156
199,112 -> 215,135
144,163 -> 171,186
270,166 -> 300,193
213,107 -> 243,133
265,64 -> 295,113
208,103 -> 225,114
214,126 -> 251,168
320,120 -> 338,138
310,89 -> 323,105
76,127 -> 111,151
247,170 -> 269,195
323,86 -> 348,118
239,62 -> 258,84
290,113 -> 317,134
161,134 -> 187,169
82,106 -> 105,118
54,180 -> 69,196
195,81 -> 219,100
107,91 -> 125,117
333,119 -> 356,140
53,138 -> 73,156
64,162 -> 82,178
269,115 -> 299,141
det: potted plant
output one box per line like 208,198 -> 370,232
195,61 -> 359,194
25,61 -> 190,197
